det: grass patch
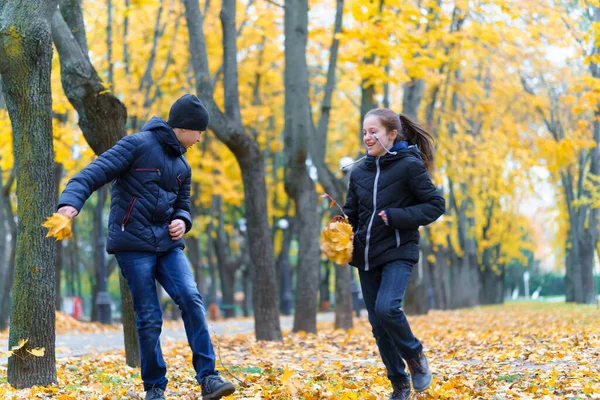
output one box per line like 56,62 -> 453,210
498,374 -> 521,383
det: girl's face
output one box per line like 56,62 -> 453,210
363,115 -> 396,157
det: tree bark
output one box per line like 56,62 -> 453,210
51,9 -> 127,156
0,0 -> 59,387
186,237 -> 207,295
0,168 -> 8,330
183,0 -> 281,340
275,217 -> 295,316
119,271 -> 140,367
57,0 -> 90,62
284,0 -> 321,334
214,196 -> 240,318
54,163 -> 64,311
335,264 -> 353,330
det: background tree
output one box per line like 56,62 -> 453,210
0,0 -> 59,387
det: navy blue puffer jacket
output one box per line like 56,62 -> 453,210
343,145 -> 445,271
58,117 -> 193,254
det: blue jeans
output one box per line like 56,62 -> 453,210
359,260 -> 423,384
115,248 -> 217,391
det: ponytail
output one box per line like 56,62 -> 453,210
398,113 -> 435,173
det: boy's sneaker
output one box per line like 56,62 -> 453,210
407,351 -> 432,392
145,388 -> 165,400
201,375 -> 236,399
389,380 -> 411,400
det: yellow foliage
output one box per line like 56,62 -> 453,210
320,216 -> 354,265
42,213 -> 73,241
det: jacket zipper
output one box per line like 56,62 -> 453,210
395,229 -> 401,248
364,158 -> 381,271
121,196 -> 138,231
136,168 -> 161,177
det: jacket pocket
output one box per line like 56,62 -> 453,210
121,196 -> 138,231
395,229 -> 401,248
135,168 -> 161,176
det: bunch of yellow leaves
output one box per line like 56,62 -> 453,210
320,193 -> 354,265
43,213 -> 73,240
320,215 -> 354,265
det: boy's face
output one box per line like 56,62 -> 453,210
175,129 -> 203,149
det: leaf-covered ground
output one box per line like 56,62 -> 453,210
1,302 -> 599,399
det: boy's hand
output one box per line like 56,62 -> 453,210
57,206 -> 78,218
169,219 -> 186,241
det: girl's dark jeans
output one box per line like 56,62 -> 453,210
359,260 -> 423,384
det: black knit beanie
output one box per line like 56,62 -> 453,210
167,94 -> 209,131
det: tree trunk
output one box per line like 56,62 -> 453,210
276,217 -> 295,316
54,163 -> 64,311
214,196 -> 240,319
52,0 -> 136,342
0,168 -> 7,324
285,0 -> 321,334
0,182 -> 18,331
426,241 -> 450,310
51,8 -> 127,156
320,262 -> 331,311
479,248 -> 505,305
404,259 -> 430,315
185,237 -> 207,295
183,0 -> 282,340
0,0 -> 59,387
402,79 -> 425,120
334,264 -> 353,330
119,271 -> 140,368
93,187 -> 111,323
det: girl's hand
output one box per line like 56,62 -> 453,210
378,210 -> 388,226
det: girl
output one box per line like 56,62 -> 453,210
342,109 -> 445,400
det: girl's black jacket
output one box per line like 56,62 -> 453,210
342,145 -> 445,271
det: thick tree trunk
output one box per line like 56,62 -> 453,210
183,0 -> 282,341
285,0 -> 321,334
0,0 -> 59,387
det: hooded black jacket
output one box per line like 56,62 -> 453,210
342,145 -> 445,271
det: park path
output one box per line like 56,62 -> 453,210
1,312 -> 336,365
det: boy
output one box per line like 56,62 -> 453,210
57,94 -> 235,400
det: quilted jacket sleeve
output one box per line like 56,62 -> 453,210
172,170 -> 192,233
385,158 -> 445,230
57,135 -> 141,212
